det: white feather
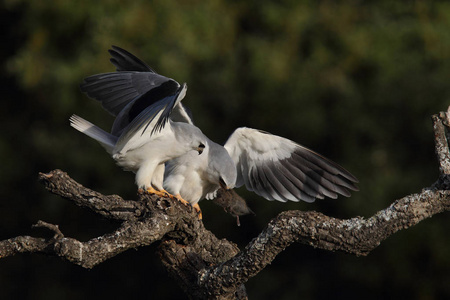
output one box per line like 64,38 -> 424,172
69,115 -> 117,153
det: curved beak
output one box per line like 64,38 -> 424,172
219,181 -> 231,190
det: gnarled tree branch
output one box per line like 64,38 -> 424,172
1,109 -> 450,299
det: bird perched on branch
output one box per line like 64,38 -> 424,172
71,61 -> 207,201
77,46 -> 359,218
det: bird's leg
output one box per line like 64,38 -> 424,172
172,194 -> 202,219
192,203 -> 202,220
173,194 -> 190,206
158,188 -> 173,198
146,186 -> 172,198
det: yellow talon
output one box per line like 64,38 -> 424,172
146,187 -> 172,198
159,189 -> 172,198
173,194 -> 202,219
145,190 -> 202,219
192,203 -> 202,220
173,194 -> 190,206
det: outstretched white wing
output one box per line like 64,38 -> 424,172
224,128 -> 359,203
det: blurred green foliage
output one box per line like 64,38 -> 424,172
1,0 -> 449,299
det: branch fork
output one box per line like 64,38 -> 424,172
1,108 -> 450,299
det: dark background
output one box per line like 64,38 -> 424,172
1,1 -> 449,299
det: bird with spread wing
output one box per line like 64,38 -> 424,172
70,57 -> 207,201
77,46 -> 359,218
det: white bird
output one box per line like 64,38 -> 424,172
72,62 -> 207,199
165,127 -> 358,205
164,137 -> 237,205
81,46 -> 359,216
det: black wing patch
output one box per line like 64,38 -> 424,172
128,79 -> 180,124
109,45 -> 156,73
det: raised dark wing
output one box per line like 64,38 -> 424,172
80,71 -> 178,117
115,83 -> 188,150
224,128 -> 359,203
109,45 -> 155,72
80,46 -> 194,126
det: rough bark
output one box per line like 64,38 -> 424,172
1,109 -> 450,299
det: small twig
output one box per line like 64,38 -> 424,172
32,220 -> 64,239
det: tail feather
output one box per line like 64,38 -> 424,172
69,115 -> 117,154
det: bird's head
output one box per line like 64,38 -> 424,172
208,144 -> 237,190
189,129 -> 207,156
175,123 -> 207,155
